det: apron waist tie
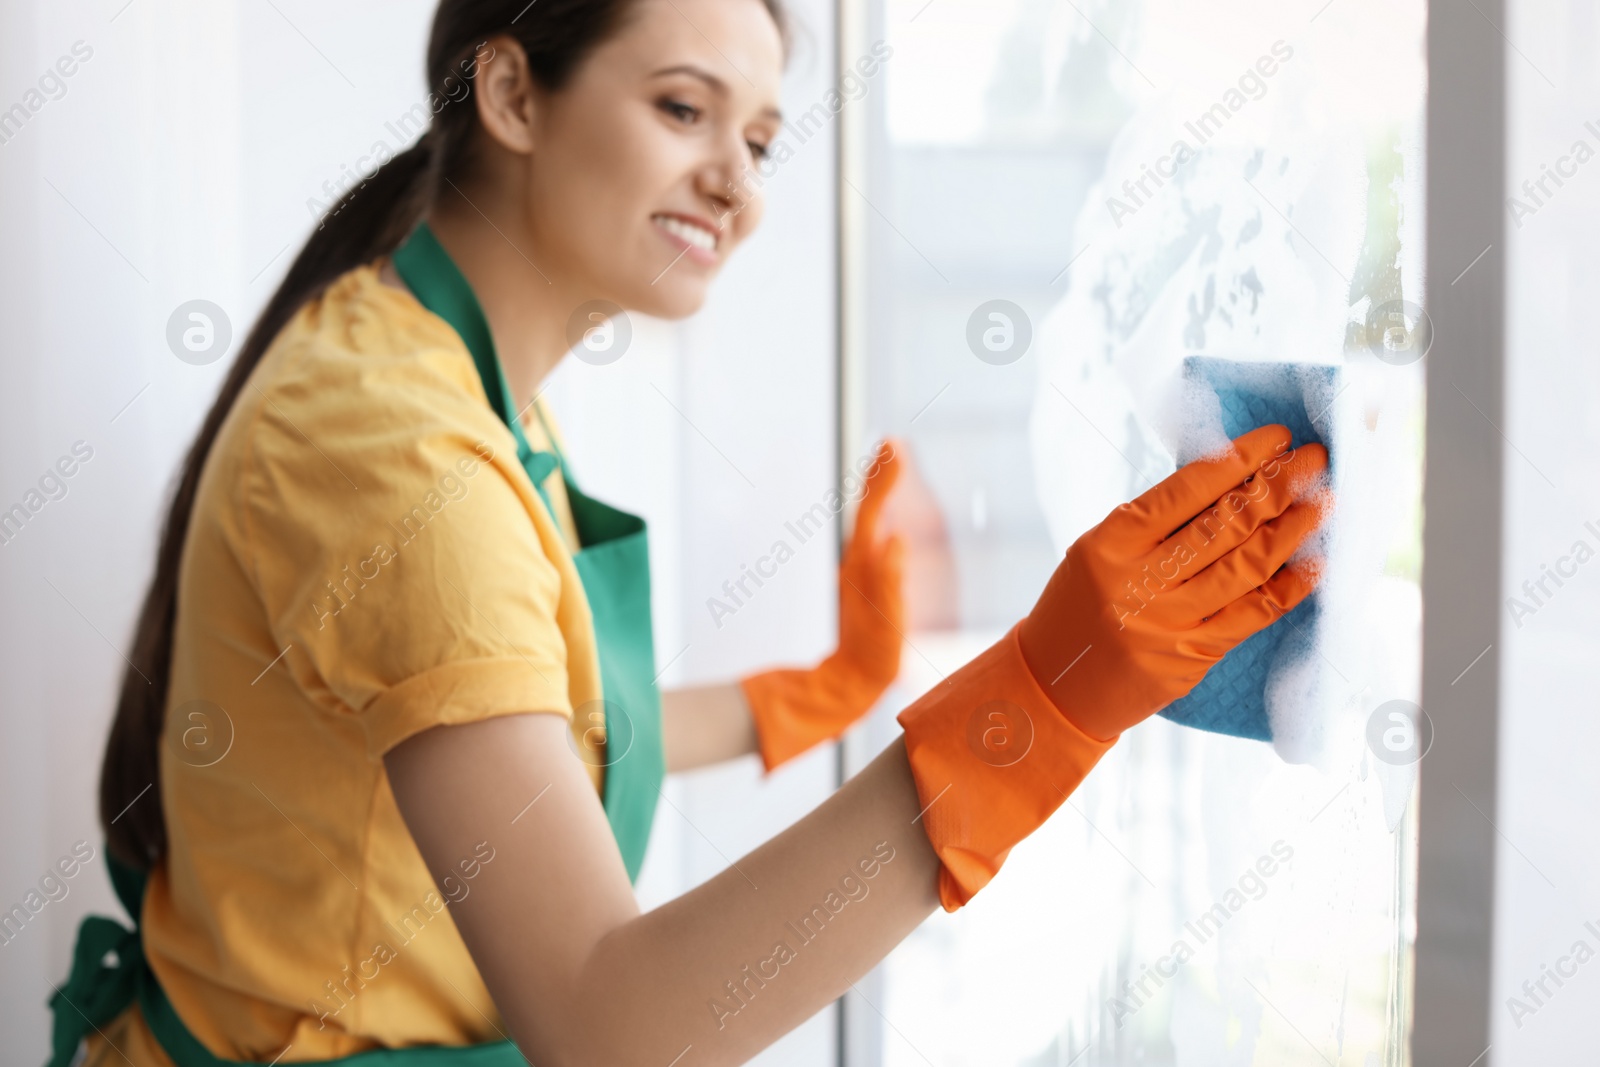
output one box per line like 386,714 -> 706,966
47,854 -> 530,1066
49,912 -> 143,1067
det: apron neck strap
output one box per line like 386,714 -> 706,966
527,397 -> 567,467
390,222 -> 562,487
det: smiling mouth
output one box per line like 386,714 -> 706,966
651,213 -> 719,253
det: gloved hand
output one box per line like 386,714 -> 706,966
897,424 -> 1330,910
1018,424 -> 1330,739
742,439 -> 907,771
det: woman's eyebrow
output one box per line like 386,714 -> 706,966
649,63 -> 783,123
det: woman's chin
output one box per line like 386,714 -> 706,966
619,275 -> 714,321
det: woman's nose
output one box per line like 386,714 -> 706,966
697,140 -> 760,228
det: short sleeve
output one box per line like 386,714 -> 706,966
238,337 -> 575,760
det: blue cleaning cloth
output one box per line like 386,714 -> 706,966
1157,356 -> 1339,742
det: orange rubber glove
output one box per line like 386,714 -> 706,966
742,439 -> 906,772
898,425 -> 1330,910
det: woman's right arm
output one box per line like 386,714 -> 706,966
386,423 -> 1331,1065
387,711 -> 938,1067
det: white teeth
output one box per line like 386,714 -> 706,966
653,214 -> 717,252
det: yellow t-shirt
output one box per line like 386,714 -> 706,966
87,261 -> 604,1063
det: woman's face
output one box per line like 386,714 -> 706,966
515,0 -> 785,319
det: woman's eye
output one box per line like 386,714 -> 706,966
659,97 -> 770,161
660,99 -> 700,123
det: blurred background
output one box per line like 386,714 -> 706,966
2,0 -> 1597,1064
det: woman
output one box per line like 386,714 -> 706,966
52,0 -> 1329,1063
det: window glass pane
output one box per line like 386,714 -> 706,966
853,1 -> 1427,1062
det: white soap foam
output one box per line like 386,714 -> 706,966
1171,374 -> 1233,463
1160,362 -> 1358,768
1029,126 -> 1420,770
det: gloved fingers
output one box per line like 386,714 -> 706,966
1166,489 -> 1331,624
840,531 -> 907,644
1151,441 -> 1328,585
844,530 -> 906,606
1104,425 -> 1292,549
848,438 -> 903,558
879,531 -> 907,578
1185,553 -> 1324,658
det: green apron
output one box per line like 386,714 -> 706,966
46,223 -> 664,1066
391,221 -> 666,871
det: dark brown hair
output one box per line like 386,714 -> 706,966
101,0 -> 789,870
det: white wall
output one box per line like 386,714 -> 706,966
0,1 -> 841,1061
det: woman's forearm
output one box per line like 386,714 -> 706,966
661,680 -> 759,772
560,737 -> 938,1064
386,713 -> 938,1067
